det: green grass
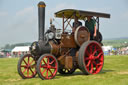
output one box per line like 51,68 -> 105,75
0,55 -> 128,85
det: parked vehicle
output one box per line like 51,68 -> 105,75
17,1 -> 110,80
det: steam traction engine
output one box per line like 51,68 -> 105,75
17,1 -> 110,80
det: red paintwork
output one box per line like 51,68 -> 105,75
84,42 -> 104,74
39,56 -> 58,79
20,55 -> 36,78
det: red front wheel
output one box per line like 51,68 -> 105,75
17,54 -> 37,79
36,54 -> 58,80
78,41 -> 104,74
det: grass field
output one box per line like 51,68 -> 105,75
0,55 -> 128,85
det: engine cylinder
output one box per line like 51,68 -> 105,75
30,40 -> 51,56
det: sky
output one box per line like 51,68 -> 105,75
0,0 -> 128,47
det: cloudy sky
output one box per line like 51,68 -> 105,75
0,0 -> 128,47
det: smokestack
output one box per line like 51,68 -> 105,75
38,1 -> 46,40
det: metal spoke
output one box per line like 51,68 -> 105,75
92,50 -> 97,56
90,63 -> 93,73
89,45 -> 93,54
98,65 -> 103,70
30,68 -> 34,75
22,68 -> 27,73
50,60 -> 55,65
85,57 -> 90,61
41,65 -> 47,68
29,60 -> 34,65
23,59 -> 28,65
30,64 -> 36,68
86,49 -> 90,56
21,65 -> 27,68
28,56 -> 30,65
93,49 -> 101,56
99,55 -> 104,62
49,69 -> 53,76
100,59 -> 103,62
93,69 -> 96,73
94,45 -> 97,51
42,59 -> 47,65
47,57 -> 49,65
46,69 -> 49,78
97,63 -> 102,66
50,66 -> 57,69
93,61 -> 97,66
86,60 -> 91,67
27,68 -> 29,76
41,68 -> 47,75
94,53 -> 103,59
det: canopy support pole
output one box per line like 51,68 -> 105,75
62,13 -> 64,34
96,17 -> 99,41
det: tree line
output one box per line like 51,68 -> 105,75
2,42 -> 31,50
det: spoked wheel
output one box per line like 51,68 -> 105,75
17,54 -> 37,79
58,68 -> 76,74
78,41 -> 104,75
36,54 -> 58,80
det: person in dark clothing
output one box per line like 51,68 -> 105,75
72,17 -> 82,32
70,17 -> 82,57
85,16 -> 97,40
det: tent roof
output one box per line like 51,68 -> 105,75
11,46 -> 30,52
54,9 -> 110,20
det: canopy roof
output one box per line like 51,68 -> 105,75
54,9 -> 110,20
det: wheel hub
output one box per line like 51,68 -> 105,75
47,65 -> 51,69
28,66 -> 31,69
90,55 -> 94,60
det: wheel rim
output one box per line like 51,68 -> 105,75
39,55 -> 58,79
20,54 -> 36,78
84,42 -> 104,74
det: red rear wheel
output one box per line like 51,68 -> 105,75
17,54 -> 37,79
78,41 -> 104,74
36,54 -> 58,80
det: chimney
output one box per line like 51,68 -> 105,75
38,1 -> 46,40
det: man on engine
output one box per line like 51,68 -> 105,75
72,16 -> 82,32
85,16 -> 97,40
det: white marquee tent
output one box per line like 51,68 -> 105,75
102,46 -> 113,52
11,46 -> 30,53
